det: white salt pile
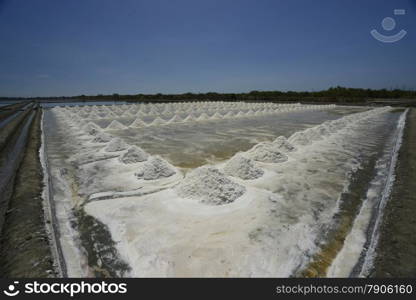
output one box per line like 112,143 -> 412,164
121,110 -> 133,118
106,120 -> 128,130
104,138 -> 129,152
168,115 -> 183,123
88,111 -> 101,119
119,146 -> 149,164
176,166 -> 246,205
211,112 -> 223,119
83,122 -> 102,136
197,113 -> 210,121
137,111 -> 147,117
223,153 -> 264,180
247,142 -> 288,163
272,136 -> 296,152
134,156 -> 176,180
183,114 -> 196,122
235,111 -> 245,118
150,117 -> 166,126
92,132 -> 112,143
130,118 -> 147,128
224,111 -> 234,118
106,111 -> 118,118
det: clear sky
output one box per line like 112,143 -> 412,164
0,0 -> 415,97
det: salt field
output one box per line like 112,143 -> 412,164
41,102 -> 407,277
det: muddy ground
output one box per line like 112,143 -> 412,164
0,109 -> 56,277
374,108 -> 416,277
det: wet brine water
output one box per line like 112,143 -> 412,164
42,102 -> 406,277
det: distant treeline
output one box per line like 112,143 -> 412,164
2,87 -> 416,103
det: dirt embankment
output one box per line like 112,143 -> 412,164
374,108 -> 416,277
0,109 -> 56,277
0,108 -> 33,151
0,102 -> 31,123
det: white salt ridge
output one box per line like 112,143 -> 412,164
92,132 -> 112,143
223,153 -> 264,180
176,166 -> 246,205
135,156 -> 176,180
287,107 -> 391,147
106,120 -> 128,130
119,146 -> 149,164
104,138 -> 129,152
247,142 -> 288,163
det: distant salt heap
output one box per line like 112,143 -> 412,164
272,136 -> 296,152
119,146 -> 149,164
183,114 -> 196,122
223,154 -> 264,180
197,113 -> 210,121
223,111 -> 234,119
150,117 -> 166,126
83,122 -> 101,136
130,118 -> 147,128
211,112 -> 223,120
176,166 -> 246,205
93,132 -> 112,143
121,110 -> 133,118
134,156 -> 176,180
247,142 -> 288,163
168,114 -> 183,124
105,138 -> 129,152
106,120 -> 127,130
88,111 -> 101,119
235,111 -> 245,118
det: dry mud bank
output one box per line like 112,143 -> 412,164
374,108 -> 416,277
0,109 -> 56,277
0,102 -> 30,123
0,108 -> 33,151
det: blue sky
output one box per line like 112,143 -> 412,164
0,0 -> 415,97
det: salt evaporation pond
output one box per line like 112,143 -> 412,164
42,102 -> 406,277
